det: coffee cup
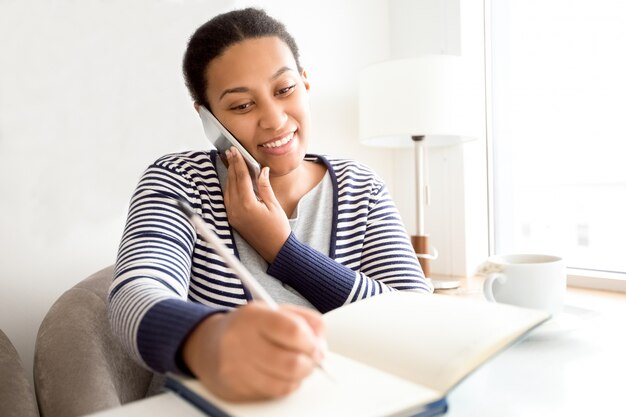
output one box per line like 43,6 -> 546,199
479,254 -> 566,315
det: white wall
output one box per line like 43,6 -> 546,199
0,0 -> 394,378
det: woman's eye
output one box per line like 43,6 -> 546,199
230,102 -> 253,112
276,84 -> 296,96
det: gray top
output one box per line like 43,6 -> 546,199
216,158 -> 333,308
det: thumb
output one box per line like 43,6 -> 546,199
256,167 -> 280,207
281,305 -> 328,356
282,305 -> 326,339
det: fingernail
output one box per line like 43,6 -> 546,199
319,338 -> 329,355
225,149 -> 232,159
312,338 -> 328,362
263,167 -> 270,179
313,348 -> 325,363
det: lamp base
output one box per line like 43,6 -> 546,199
411,235 -> 430,277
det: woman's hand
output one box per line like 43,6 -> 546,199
223,147 -> 291,263
182,303 -> 327,401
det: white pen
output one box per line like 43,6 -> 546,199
176,199 -> 334,380
177,199 -> 278,309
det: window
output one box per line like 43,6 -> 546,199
489,0 -> 626,279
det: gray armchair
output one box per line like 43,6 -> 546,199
34,265 -> 161,417
0,329 -> 39,417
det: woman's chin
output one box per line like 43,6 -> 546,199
258,138 -> 306,174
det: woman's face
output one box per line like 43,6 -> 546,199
204,36 -> 311,177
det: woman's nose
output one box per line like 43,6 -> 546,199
258,100 -> 288,130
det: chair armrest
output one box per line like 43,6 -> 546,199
0,330 -> 39,417
34,266 -> 153,417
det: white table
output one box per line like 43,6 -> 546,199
88,286 -> 626,417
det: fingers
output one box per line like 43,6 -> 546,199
256,166 -> 280,207
229,304 -> 322,381
279,305 -> 328,357
205,346 -> 306,401
246,306 -> 322,393
259,306 -> 326,364
185,303 -> 328,401
217,366 -> 303,401
226,147 -> 279,205
225,147 -> 255,199
202,359 -> 303,402
251,339 -> 317,382
280,304 -> 327,339
213,304 -> 320,400
222,147 -> 291,263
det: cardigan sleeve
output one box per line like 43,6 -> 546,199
267,170 -> 432,313
107,159 -> 225,375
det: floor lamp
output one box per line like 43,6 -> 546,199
358,55 -> 479,278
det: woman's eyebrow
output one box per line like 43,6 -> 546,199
219,67 -> 296,101
219,86 -> 249,101
271,66 -> 294,80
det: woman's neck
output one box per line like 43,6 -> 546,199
270,160 -> 327,218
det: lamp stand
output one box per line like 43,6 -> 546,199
411,235 -> 430,277
411,135 -> 430,277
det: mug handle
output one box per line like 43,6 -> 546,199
483,273 -> 506,302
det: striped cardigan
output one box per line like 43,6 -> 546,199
108,150 -> 430,374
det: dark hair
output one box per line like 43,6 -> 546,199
182,8 -> 302,109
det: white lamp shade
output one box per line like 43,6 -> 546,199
358,55 -> 481,148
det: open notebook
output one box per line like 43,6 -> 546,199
166,291 -> 549,417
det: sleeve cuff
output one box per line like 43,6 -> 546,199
267,233 -> 356,313
137,298 -> 226,375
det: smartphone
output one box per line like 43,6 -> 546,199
198,105 -> 261,193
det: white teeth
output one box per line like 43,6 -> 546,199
261,133 -> 293,148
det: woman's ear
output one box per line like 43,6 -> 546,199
300,70 -> 311,92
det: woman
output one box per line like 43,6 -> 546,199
108,7 -> 430,402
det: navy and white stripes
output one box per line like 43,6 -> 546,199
108,150 -> 430,374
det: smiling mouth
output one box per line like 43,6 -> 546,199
260,132 -> 295,149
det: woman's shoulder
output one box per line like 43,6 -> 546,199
309,154 -> 384,187
138,150 -> 220,190
308,154 -> 377,176
308,154 -> 386,198
152,149 -> 217,170
141,150 -> 219,182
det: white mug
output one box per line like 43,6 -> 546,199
480,254 -> 566,315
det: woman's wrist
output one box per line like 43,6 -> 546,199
182,312 -> 226,376
257,229 -> 291,263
